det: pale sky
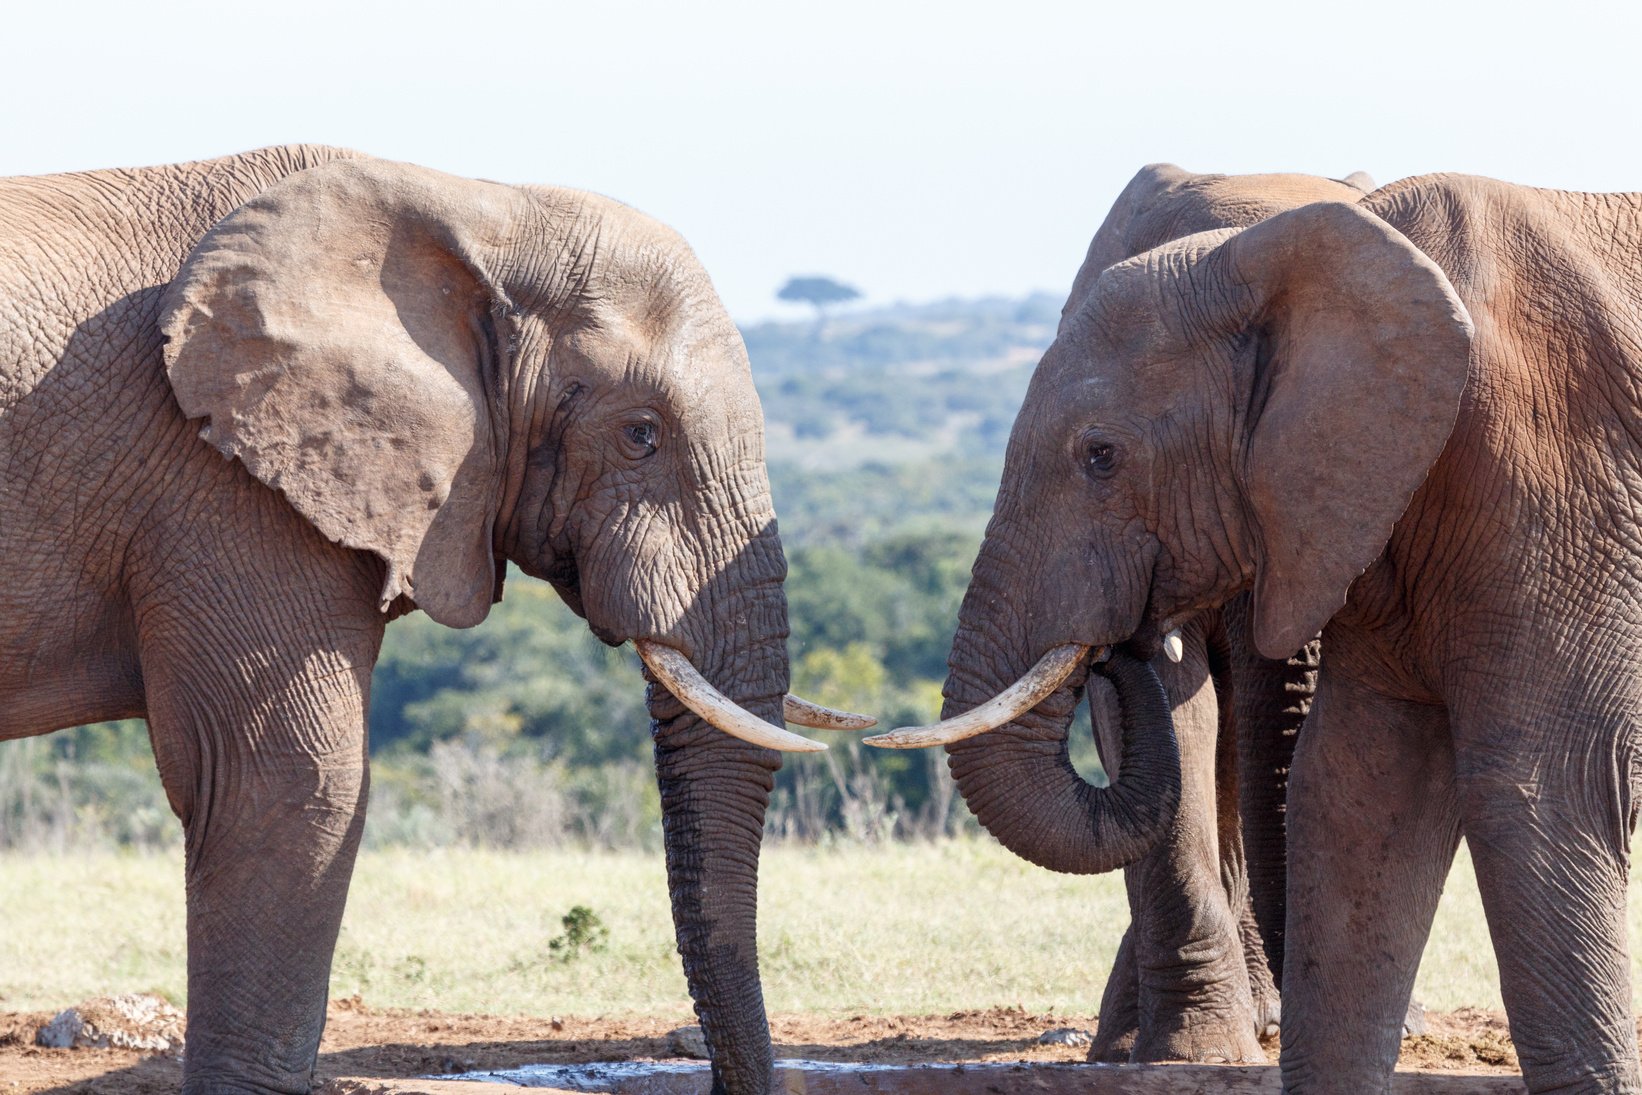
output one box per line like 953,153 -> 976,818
5,0 -> 1639,321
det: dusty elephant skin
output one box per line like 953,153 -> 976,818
1060,164 -> 1371,1064
0,147 -> 818,1095
896,175 -> 1642,1093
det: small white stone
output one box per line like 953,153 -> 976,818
1037,1027 -> 1093,1047
34,1010 -> 84,1049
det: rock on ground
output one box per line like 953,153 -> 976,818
35,993 -> 185,1053
1037,1027 -> 1093,1047
665,1025 -> 709,1058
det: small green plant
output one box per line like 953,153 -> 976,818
547,905 -> 608,963
393,955 -> 427,984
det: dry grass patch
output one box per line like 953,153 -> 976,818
0,840 -> 1626,1017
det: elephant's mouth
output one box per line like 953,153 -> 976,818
1122,611 -> 1186,665
633,640 -> 876,753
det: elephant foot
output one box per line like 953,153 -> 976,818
1088,1019 -> 1138,1064
1090,926 -> 1141,1063
1253,993 -> 1281,1041
1239,909 -> 1282,1040
1092,993 -> 1266,1064
1091,924 -> 1265,1064
1128,1000 -> 1267,1064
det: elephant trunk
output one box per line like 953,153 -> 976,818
942,579 -> 1181,875
1224,594 -> 1318,990
646,560 -> 789,1095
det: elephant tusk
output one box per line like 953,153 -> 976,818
863,643 -> 1098,749
635,640 -> 827,753
783,694 -> 878,730
1163,628 -> 1184,663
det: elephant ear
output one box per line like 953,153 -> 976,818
1215,201 -> 1473,658
160,158 -> 522,628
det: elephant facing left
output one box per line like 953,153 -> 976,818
0,146 -> 859,1095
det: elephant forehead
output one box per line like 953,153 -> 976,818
558,323 -> 764,442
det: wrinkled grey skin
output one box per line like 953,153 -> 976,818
1065,164 -> 1367,1063
0,147 -> 789,1095
950,171 -> 1642,1092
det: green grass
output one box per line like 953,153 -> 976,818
0,840 -> 1621,1017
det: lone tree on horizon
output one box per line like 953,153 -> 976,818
777,275 -> 861,329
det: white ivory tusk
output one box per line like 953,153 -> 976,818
783,695 -> 878,730
1163,628 -> 1184,664
863,643 -> 1096,749
635,640 -> 827,753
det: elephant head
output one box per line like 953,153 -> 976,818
1061,163 -> 1375,330
869,198 -> 1471,875
156,155 -> 861,1093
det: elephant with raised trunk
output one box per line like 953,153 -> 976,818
876,173 -> 1642,1092
0,146 -> 866,1095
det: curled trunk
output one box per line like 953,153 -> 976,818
946,640 -> 1181,875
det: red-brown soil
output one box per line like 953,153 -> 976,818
0,999 -> 1537,1093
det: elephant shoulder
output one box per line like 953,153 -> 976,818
1367,174 -> 1642,306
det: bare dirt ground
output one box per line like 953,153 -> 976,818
0,999 -> 1528,1093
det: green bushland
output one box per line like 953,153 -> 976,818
0,843 -> 1628,1016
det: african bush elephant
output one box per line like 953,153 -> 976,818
875,174 -> 1642,1092
0,146 -> 867,1095
1065,164 -> 1371,1064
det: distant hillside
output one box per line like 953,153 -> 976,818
742,293 -> 1061,546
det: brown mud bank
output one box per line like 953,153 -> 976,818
0,1000 -> 1539,1093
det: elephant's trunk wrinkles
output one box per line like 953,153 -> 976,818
942,611 -> 1181,876
647,573 -> 788,1095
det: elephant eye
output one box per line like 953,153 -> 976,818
623,420 -> 659,457
1084,439 -> 1118,478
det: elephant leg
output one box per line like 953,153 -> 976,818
1103,622 -> 1263,1064
1452,695 -> 1639,1093
1218,716 -> 1281,1040
1090,910 -> 1141,1061
1205,607 -> 1282,1039
137,551 -> 383,1094
1088,673 -> 1140,1062
1235,884 -> 1280,1037
1279,669 -> 1459,1094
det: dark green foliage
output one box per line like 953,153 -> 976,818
0,722 -> 179,849
547,905 -> 610,962
370,577 -> 649,763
